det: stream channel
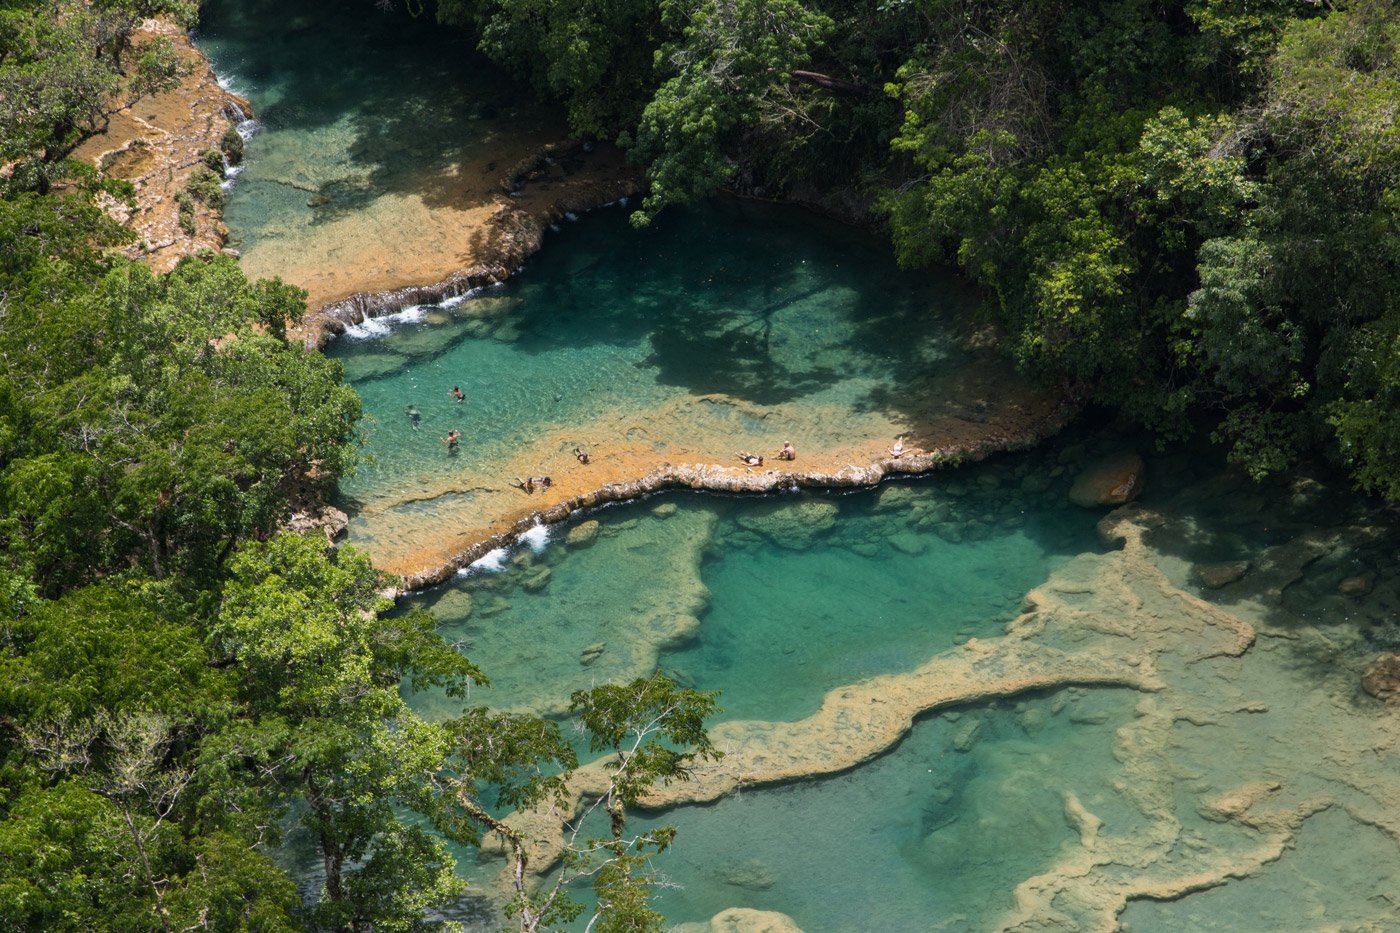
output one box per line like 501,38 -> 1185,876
199,4 -> 1400,929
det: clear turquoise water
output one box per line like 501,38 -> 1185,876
198,6 -> 1400,923
626,687 -> 1137,931
405,456 -> 1101,723
196,0 -> 555,287
317,200 -> 981,566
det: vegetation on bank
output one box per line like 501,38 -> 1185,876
1,2 -> 716,930
3,0 -> 1398,930
426,0 -> 1400,499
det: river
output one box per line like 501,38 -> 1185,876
198,3 -> 1400,929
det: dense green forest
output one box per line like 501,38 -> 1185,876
2,0 -> 1398,930
432,0 -> 1400,497
0,2 -> 716,930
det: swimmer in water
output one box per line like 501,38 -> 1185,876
450,386 -> 465,401
405,405 -> 422,429
441,429 -> 460,452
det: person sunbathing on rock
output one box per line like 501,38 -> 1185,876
778,441 -> 796,461
574,447 -> 591,464
889,436 -> 906,459
736,452 -> 764,467
512,477 -> 534,493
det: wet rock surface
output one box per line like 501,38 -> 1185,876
1069,449 -> 1146,508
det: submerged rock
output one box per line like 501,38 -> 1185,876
580,642 -> 606,666
565,519 -> 600,547
1361,653 -> 1400,701
672,908 -> 803,933
1339,573 -> 1376,597
735,500 -> 839,550
716,858 -> 777,891
1069,450 -> 1146,508
1194,560 -> 1250,589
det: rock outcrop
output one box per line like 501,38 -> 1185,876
1068,450 -> 1146,508
72,19 -> 249,270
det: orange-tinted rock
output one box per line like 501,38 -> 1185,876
1069,450 -> 1146,508
1361,653 -> 1400,701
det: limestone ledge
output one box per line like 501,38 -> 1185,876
670,908 -> 804,933
393,407 -> 1074,593
292,140 -> 642,348
72,19 -> 250,271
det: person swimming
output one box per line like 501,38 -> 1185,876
441,429 -> 460,452
736,452 -> 764,467
405,405 -> 422,429
778,441 -> 796,461
450,386 -> 465,401
574,447 -> 590,464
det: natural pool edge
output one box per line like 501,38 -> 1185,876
389,391 -> 1077,593
291,140 -> 643,348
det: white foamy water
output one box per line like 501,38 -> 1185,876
519,522 -> 551,554
343,305 -> 428,339
461,547 -> 510,575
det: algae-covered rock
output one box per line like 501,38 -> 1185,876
1194,560 -> 1250,589
1339,573 -> 1375,597
1361,653 -> 1400,701
521,567 -> 551,591
653,502 -> 678,518
735,500 -> 839,550
566,519 -> 600,547
671,908 -> 803,933
716,858 -> 776,890
1069,450 -> 1146,508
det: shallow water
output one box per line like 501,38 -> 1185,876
196,0 -> 560,306
405,431 -> 1400,931
323,199 -> 993,576
406,455 -> 1101,722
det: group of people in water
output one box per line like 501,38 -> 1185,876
415,386 -> 912,495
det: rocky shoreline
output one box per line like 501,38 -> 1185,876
72,19 -> 249,270
393,400 -> 1076,592
292,140 -> 642,347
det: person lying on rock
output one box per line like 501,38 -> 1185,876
512,476 -> 534,493
889,436 -> 906,458
778,441 -> 796,461
736,452 -> 764,467
574,447 -> 590,464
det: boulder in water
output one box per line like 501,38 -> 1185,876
671,909 -> 803,933
1194,560 -> 1250,589
1339,573 -> 1375,597
1069,450 -> 1146,508
735,500 -> 838,550
565,519 -> 600,548
1361,653 -> 1400,701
